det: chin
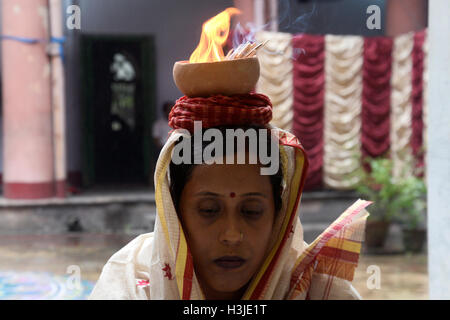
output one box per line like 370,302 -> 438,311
211,276 -> 249,293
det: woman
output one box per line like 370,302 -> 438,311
89,93 -> 370,300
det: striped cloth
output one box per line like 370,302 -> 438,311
288,199 -> 370,299
168,93 -> 273,132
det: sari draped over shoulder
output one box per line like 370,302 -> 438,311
89,126 -> 370,300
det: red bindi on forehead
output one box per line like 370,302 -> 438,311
229,192 -> 236,198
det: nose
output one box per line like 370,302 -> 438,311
218,216 -> 243,246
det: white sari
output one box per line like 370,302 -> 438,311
90,127 -> 370,300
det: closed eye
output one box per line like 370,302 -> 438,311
242,210 -> 263,217
240,202 -> 264,219
199,208 -> 220,215
197,199 -> 221,218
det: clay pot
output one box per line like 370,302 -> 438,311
402,228 -> 426,253
173,57 -> 260,97
365,220 -> 390,248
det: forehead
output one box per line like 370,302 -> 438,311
185,163 -> 272,194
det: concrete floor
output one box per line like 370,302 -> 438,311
354,253 -> 428,299
0,233 -> 428,300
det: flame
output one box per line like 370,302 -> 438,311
189,7 -> 241,63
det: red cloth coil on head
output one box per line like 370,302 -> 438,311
168,93 -> 273,132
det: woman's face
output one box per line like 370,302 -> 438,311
178,162 -> 276,300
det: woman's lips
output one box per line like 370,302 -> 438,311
213,256 -> 246,269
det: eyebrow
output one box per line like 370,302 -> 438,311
194,191 -> 224,197
240,192 -> 268,198
193,191 -> 268,198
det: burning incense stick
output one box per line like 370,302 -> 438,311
228,42 -> 247,59
238,42 -> 257,58
225,48 -> 235,59
224,40 -> 269,60
243,39 -> 269,57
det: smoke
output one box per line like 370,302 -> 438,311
231,0 -> 318,60
232,22 -> 257,49
278,0 -> 318,34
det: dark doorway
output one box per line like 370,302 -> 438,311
81,35 -> 156,187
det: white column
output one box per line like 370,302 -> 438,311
253,0 -> 265,29
427,0 -> 450,300
269,0 -> 278,32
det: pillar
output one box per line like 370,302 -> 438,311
49,0 -> 67,197
427,0 -> 450,300
233,0 -> 254,27
268,0 -> 278,32
253,0 -> 265,29
0,1 -> 3,185
1,0 -> 55,199
386,0 -> 428,37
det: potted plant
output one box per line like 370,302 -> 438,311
355,157 -> 403,248
396,172 -> 427,253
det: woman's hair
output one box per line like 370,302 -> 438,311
169,125 -> 283,215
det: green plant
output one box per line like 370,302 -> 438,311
396,174 -> 427,230
355,156 -> 426,227
355,157 -> 403,222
